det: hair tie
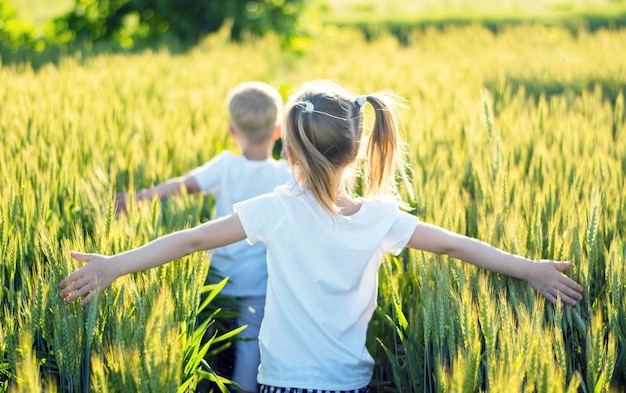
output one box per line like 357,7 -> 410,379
355,95 -> 367,108
300,101 -> 314,113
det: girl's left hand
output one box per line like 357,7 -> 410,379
525,260 -> 583,306
59,251 -> 118,306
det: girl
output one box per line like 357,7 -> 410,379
60,80 -> 583,393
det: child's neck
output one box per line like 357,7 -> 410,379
241,144 -> 273,161
336,193 -> 362,216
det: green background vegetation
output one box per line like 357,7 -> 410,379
1,1 -> 626,392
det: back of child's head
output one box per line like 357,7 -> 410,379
283,80 -> 412,214
227,81 -> 283,144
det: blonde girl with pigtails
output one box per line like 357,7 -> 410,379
60,80 -> 583,393
283,81 -> 409,216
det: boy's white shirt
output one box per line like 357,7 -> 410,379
190,151 -> 292,296
234,184 -> 418,390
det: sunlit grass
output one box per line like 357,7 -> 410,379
1,25 -> 625,392
320,0 -> 626,24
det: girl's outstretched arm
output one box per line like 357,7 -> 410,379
59,213 -> 246,306
407,221 -> 583,306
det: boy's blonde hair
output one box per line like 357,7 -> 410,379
283,80 -> 412,214
227,81 -> 283,144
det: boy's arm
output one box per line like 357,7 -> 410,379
60,213 -> 246,306
406,221 -> 583,306
115,176 -> 201,214
137,176 -> 201,201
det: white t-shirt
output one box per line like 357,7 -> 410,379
190,151 -> 292,296
234,184 -> 419,390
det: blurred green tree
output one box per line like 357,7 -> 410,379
0,0 -> 37,47
48,0 -> 306,46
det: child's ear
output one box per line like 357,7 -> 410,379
285,145 -> 298,165
228,125 -> 238,139
272,124 -> 281,141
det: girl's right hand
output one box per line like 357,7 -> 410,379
59,251 -> 119,306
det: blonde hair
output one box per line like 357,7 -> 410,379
227,81 -> 283,144
283,80 -> 412,214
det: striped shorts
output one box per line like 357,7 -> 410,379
260,385 -> 370,393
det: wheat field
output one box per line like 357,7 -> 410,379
1,25 -> 625,392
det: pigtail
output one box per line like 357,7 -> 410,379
364,94 -> 413,201
295,102 -> 341,213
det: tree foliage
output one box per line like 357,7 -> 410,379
0,0 -> 36,48
49,0 -> 306,46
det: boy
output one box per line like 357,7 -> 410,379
115,81 -> 291,392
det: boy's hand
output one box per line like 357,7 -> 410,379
525,260 -> 583,306
114,192 -> 128,216
59,251 -> 118,306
